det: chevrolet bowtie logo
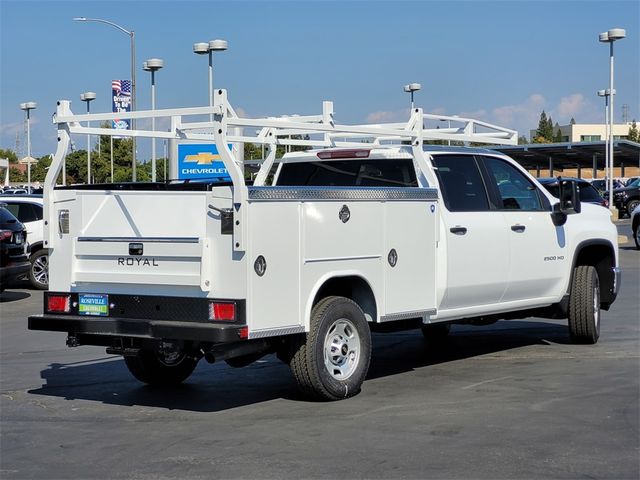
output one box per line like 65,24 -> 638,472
184,152 -> 221,165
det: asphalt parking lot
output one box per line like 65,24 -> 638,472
1,222 -> 638,480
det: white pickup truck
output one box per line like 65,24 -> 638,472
29,91 -> 620,400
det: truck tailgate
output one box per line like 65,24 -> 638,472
49,190 -> 208,290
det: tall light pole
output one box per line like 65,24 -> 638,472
403,83 -> 421,110
19,102 -> 36,190
599,28 -> 626,212
597,89 -> 614,186
193,39 -> 227,120
80,92 -> 96,184
73,17 -> 137,181
143,58 -> 164,182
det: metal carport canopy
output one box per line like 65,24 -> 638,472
488,140 -> 640,174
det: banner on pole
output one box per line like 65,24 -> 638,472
112,80 -> 131,137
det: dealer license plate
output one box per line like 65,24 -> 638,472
78,294 -> 109,316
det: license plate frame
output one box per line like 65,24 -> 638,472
78,293 -> 109,316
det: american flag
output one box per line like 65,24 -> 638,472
112,80 -> 131,96
120,80 -> 131,97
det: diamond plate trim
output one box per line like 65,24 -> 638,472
248,187 -> 439,201
248,325 -> 306,339
380,309 -> 437,323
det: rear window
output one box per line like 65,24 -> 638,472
543,182 -> 602,202
276,159 -> 418,187
0,207 -> 18,223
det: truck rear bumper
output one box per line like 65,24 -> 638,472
28,314 -> 247,343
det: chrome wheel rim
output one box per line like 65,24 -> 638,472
32,254 -> 48,286
323,318 -> 360,380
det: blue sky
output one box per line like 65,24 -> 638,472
1,0 -> 638,159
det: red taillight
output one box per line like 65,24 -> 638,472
209,302 -> 236,321
0,230 -> 12,241
238,327 -> 249,339
317,149 -> 370,160
48,295 -> 71,313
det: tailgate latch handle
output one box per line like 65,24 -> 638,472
208,204 -> 234,235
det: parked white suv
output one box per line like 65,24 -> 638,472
0,195 -> 47,289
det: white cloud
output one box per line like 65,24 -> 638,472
0,121 -> 23,138
557,93 -> 586,117
492,94 -> 546,132
366,109 -> 409,123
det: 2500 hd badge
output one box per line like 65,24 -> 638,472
117,257 -> 159,267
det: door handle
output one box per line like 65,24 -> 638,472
450,226 -> 467,235
511,224 -> 526,233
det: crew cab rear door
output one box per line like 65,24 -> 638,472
431,154 -> 509,311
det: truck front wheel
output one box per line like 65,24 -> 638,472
568,265 -> 600,344
124,349 -> 198,385
288,296 -> 371,401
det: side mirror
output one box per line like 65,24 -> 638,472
550,178 -> 581,226
551,203 -> 567,226
558,178 -> 581,214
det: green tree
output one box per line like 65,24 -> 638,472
517,135 -> 529,145
553,123 -> 563,143
9,167 -> 26,182
628,120 -> 639,142
0,148 -> 18,163
534,111 -> 554,143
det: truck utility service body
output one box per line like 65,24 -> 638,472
29,91 -> 621,400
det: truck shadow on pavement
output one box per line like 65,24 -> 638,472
28,320 -> 571,412
0,290 -> 31,302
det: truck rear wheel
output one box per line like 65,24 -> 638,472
124,349 -> 198,385
288,296 -> 371,401
568,265 -> 600,344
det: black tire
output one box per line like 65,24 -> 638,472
124,349 -> 198,385
421,323 -> 451,342
568,265 -> 600,344
28,249 -> 48,290
626,199 -> 640,218
634,224 -> 640,250
288,296 -> 371,401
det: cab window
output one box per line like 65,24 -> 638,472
482,156 -> 544,211
276,159 -> 418,187
431,154 -> 490,212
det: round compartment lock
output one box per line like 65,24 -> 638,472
254,255 -> 267,277
388,248 -> 398,267
339,205 -> 351,223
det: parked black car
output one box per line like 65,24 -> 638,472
608,177 -> 640,218
0,204 -> 30,292
538,177 -> 608,208
590,178 -> 624,193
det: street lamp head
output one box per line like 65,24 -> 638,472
73,17 -> 87,21
403,83 -> 421,93
597,89 -> 607,97
599,32 -> 610,42
20,102 -> 37,111
144,58 -> 164,71
607,28 -> 626,40
193,42 -> 209,54
208,39 -> 228,51
80,91 -> 96,102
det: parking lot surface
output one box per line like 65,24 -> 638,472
1,223 -> 638,479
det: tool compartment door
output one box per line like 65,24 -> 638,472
383,200 -> 438,315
